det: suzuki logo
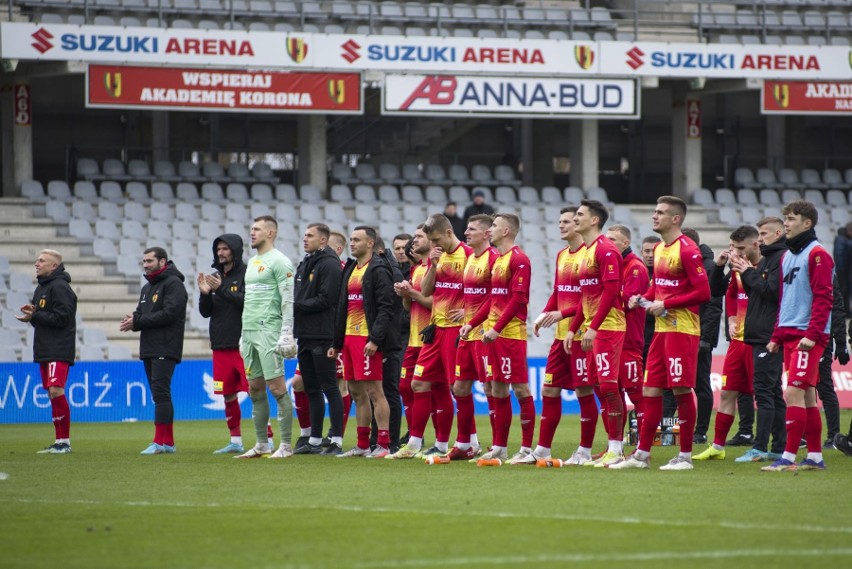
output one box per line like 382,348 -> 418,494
31,28 -> 54,54
626,46 -> 645,70
341,39 -> 361,63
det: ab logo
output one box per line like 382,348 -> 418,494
783,267 -> 800,285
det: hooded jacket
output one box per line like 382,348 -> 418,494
332,253 -> 400,353
199,234 -> 246,350
739,238 -> 786,346
29,264 -> 77,364
294,245 -> 342,342
133,260 -> 188,362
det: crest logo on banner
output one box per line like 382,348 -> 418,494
773,83 -> 789,108
574,45 -> 594,70
328,79 -> 345,104
286,37 -> 308,63
104,72 -> 122,98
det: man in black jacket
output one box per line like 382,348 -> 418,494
293,223 -> 344,456
815,276 -> 849,448
120,247 -> 187,455
16,249 -> 77,454
730,217 -> 788,462
328,226 -> 398,458
198,234 -> 249,455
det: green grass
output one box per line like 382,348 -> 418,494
2,415 -> 852,569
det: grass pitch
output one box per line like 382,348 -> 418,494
2,415 -> 852,569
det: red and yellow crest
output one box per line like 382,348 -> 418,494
104,71 -> 122,98
328,79 -> 345,104
287,37 -> 308,63
574,45 -> 595,70
773,83 -> 789,109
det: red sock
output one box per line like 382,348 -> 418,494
356,426 -> 370,450
627,388 -> 644,434
411,390 -> 431,439
619,389 -> 628,432
163,423 -> 174,447
399,377 -> 413,429
486,394 -> 497,435
50,395 -> 70,440
538,395 -> 563,449
638,395 -> 663,453
153,423 -> 165,445
577,394 -> 598,449
432,382 -> 454,444
493,396 -> 512,447
455,393 -> 473,444
294,390 -> 311,430
518,395 -> 535,448
713,411 -> 735,447
784,405 -> 807,455
341,393 -> 352,436
805,406 -> 822,453
377,429 -> 390,447
600,383 -> 623,442
267,424 -> 274,440
225,398 -> 241,436
675,392 -> 696,453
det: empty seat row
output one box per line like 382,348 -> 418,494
693,187 -> 852,208
331,163 -> 519,187
696,9 -> 852,31
734,167 -> 852,191
714,33 -> 849,45
75,158 -> 279,184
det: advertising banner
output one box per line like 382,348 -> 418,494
86,65 -> 362,113
599,41 -> 852,80
2,357 -> 851,424
383,74 -> 639,119
762,80 -> 852,115
13,84 -> 31,125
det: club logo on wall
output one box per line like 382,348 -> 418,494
287,37 -> 308,63
328,79 -> 345,104
104,72 -> 122,98
574,45 -> 595,71
772,83 -> 789,108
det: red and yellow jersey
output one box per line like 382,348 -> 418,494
551,245 -> 584,341
646,235 -> 709,336
726,271 -> 749,342
622,250 -> 650,352
344,262 -> 369,337
578,235 -> 625,332
408,261 -> 431,348
431,242 -> 472,328
463,247 -> 497,340
486,246 -> 531,340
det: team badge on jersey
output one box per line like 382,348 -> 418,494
152,293 -> 158,303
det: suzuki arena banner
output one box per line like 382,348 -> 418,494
86,65 -> 362,113
2,357 -> 851,424
599,41 -> 852,80
762,80 -> 852,115
383,75 -> 639,119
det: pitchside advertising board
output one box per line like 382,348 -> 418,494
383,75 -> 639,119
762,80 -> 852,115
3,22 -> 852,80
86,65 -> 362,113
2,358 -> 852,423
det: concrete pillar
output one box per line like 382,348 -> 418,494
1,81 -> 34,197
766,115 -> 785,171
671,87 -> 702,200
520,118 -> 534,187
297,114 -> 327,196
151,111 -> 170,164
569,119 -> 598,190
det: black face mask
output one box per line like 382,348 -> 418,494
786,228 -> 817,254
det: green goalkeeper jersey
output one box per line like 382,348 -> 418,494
242,248 -> 295,332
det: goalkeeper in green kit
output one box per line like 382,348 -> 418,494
235,215 -> 298,459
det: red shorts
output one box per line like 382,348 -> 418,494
644,332 -> 699,389
721,340 -> 754,394
342,335 -> 383,382
39,361 -> 70,390
620,347 -> 644,390
568,339 -> 590,388
400,346 -> 421,384
212,348 -> 249,395
544,339 -> 573,390
413,326 -> 458,384
783,340 -> 825,389
486,337 -> 528,385
586,330 -> 624,386
455,339 -> 486,382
